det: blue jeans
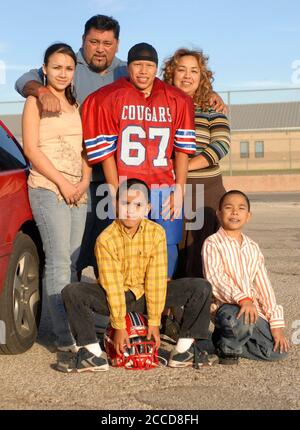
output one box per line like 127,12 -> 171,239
213,304 -> 288,361
29,187 -> 87,347
150,187 -> 183,278
76,181 -> 113,272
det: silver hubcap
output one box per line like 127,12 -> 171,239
13,252 -> 40,338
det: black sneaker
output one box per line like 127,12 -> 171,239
194,351 -> 219,368
216,349 -> 240,365
160,316 -> 180,344
168,344 -> 218,368
56,347 -> 109,373
168,345 -> 195,368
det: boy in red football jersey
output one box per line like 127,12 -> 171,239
81,43 -> 196,279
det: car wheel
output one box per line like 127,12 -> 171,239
0,232 -> 41,354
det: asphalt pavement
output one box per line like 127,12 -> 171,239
0,199 -> 299,410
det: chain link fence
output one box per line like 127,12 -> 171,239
1,87 -> 300,176
219,87 -> 300,175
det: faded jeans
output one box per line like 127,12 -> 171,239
213,304 -> 288,361
29,187 -> 87,347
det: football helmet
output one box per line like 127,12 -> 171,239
104,312 -> 159,370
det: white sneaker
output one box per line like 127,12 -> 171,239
57,344 -> 79,353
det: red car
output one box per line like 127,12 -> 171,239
0,119 -> 43,354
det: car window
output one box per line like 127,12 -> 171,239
0,124 -> 27,171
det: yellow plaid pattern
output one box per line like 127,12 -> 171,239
95,219 -> 168,329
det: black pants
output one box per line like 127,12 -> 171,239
62,278 -> 212,346
177,174 -> 226,278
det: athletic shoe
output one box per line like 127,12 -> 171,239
160,316 -> 180,344
56,347 -> 109,373
57,344 -> 79,354
216,349 -> 240,365
168,344 -> 218,368
194,351 -> 219,368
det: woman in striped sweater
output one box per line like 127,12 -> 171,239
162,48 -> 230,278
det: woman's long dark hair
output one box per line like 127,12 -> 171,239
43,43 -> 77,106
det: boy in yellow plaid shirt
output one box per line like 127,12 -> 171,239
59,178 -> 213,372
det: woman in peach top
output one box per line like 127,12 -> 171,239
22,43 -> 91,351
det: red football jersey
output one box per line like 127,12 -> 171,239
82,77 -> 196,187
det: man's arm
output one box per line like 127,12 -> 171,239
15,68 -> 43,97
209,91 -> 227,115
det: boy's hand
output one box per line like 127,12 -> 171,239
147,326 -> 161,350
113,328 -> 130,356
161,185 -> 183,221
271,328 -> 289,353
237,299 -> 258,325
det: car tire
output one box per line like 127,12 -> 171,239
0,232 -> 42,354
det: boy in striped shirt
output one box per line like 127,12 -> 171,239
202,190 -> 289,364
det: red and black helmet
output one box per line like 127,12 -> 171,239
104,312 -> 159,370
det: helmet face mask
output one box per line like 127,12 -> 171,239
104,312 -> 159,370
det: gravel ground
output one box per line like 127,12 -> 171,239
0,200 -> 299,410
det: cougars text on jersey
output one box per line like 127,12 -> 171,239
82,77 -> 196,187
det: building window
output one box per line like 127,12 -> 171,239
240,141 -> 249,159
255,141 -> 264,158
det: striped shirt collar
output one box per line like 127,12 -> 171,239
217,226 -> 249,247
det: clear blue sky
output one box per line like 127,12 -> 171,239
1,0 -> 300,103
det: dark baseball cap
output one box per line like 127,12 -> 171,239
127,43 -> 158,65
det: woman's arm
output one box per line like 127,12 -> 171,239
188,154 -> 210,171
188,110 -> 230,172
22,96 -> 78,204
